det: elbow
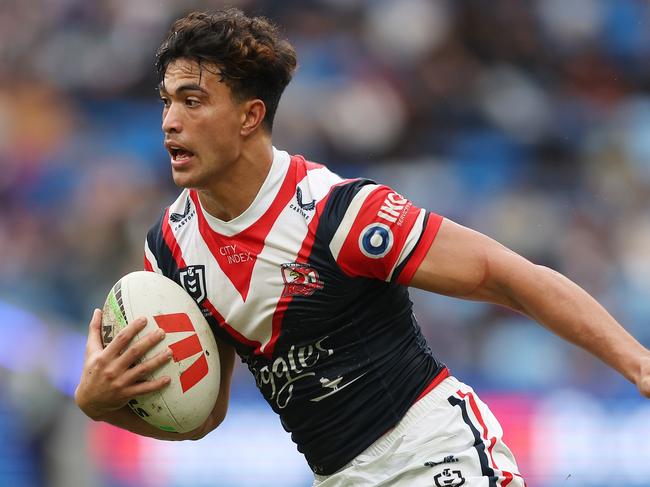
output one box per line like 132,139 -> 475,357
74,386 -> 104,422
495,262 -> 557,315
187,405 -> 227,441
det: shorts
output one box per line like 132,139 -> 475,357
312,376 -> 525,487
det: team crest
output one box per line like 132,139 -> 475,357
281,263 -> 324,297
179,265 -> 207,304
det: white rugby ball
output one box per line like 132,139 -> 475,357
101,271 -> 220,433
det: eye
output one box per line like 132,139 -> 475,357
159,96 -> 170,108
185,98 -> 200,108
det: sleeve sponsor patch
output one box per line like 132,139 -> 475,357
328,184 -> 442,282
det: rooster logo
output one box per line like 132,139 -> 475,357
281,262 -> 323,296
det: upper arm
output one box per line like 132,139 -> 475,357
408,218 -> 537,310
324,180 -> 443,283
209,337 -> 236,426
187,336 -> 236,440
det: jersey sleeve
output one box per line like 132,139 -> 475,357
325,180 -> 443,284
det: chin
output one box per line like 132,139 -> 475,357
171,170 -> 200,189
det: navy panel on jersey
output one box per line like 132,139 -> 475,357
251,178 -> 446,474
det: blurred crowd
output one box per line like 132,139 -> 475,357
4,1 -> 650,485
3,0 -> 650,402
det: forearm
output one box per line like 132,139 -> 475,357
498,261 -> 648,385
410,219 -> 650,396
91,405 -> 207,441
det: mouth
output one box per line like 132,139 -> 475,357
165,142 -> 195,166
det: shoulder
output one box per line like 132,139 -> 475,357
287,151 -> 376,207
145,189 -> 192,247
144,189 -> 194,275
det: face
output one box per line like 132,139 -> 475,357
159,58 -> 246,189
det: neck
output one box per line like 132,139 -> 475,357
198,134 -> 274,221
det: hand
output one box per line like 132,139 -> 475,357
75,308 -> 173,420
638,355 -> 650,399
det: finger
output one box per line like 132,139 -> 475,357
124,376 -> 171,398
103,317 -> 149,359
85,309 -> 104,354
114,326 -> 166,370
123,348 -> 173,384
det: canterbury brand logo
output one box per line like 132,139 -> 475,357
153,313 -> 208,393
169,199 -> 194,223
296,187 -> 315,211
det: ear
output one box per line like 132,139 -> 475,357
240,99 -> 267,136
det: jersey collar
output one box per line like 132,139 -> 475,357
195,147 -> 291,237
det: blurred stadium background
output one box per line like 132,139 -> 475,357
2,0 -> 650,486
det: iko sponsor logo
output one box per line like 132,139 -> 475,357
359,223 -> 393,259
179,265 -> 207,304
281,262 -> 324,296
377,192 -> 412,226
252,336 -> 334,409
170,199 -> 196,230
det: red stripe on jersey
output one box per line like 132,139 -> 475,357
396,213 -> 443,286
458,390 -> 516,486
335,186 -> 422,280
162,208 -> 187,269
191,156 -> 303,302
161,208 -> 262,351
202,298 -> 261,350
303,158 -> 324,171
144,255 -> 154,272
414,367 -> 449,402
265,177 -> 355,358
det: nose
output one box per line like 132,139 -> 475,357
162,103 -> 182,134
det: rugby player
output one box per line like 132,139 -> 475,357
75,9 -> 650,486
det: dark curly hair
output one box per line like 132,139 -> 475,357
156,9 -> 297,131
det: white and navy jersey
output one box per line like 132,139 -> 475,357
144,148 -> 447,475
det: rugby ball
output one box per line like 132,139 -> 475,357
101,271 -> 220,433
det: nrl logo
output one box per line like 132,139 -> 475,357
179,265 -> 207,304
280,262 -> 324,297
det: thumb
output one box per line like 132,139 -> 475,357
86,308 -> 104,354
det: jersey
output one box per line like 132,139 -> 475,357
144,148 -> 447,475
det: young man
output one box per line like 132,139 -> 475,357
75,9 -> 650,487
